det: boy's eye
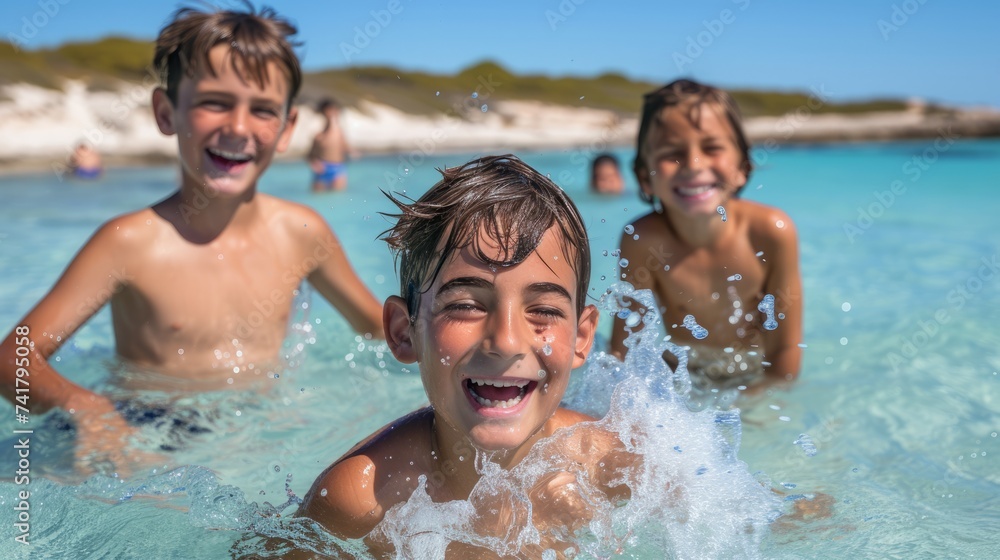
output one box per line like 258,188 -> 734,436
253,107 -> 281,118
529,306 -> 566,322
442,302 -> 486,318
199,100 -> 229,111
703,145 -> 724,153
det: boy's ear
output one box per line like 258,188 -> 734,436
572,304 -> 599,369
275,106 -> 298,153
151,88 -> 176,136
384,295 -> 417,364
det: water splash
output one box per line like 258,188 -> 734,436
757,294 -> 779,330
682,314 -> 709,340
369,283 -> 780,558
717,205 -> 727,222
793,433 -> 818,457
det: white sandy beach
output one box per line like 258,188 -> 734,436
0,80 -> 997,175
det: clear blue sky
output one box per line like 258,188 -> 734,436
4,0 -> 997,107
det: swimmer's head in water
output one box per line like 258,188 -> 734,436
154,4 -> 303,111
381,155 -> 591,320
633,79 -> 752,204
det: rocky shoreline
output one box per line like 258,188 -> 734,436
1,81 -> 997,177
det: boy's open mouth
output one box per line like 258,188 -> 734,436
674,183 -> 717,200
206,147 -> 253,172
465,378 -> 536,411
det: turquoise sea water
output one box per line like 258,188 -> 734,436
0,138 -> 998,558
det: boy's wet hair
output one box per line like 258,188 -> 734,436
154,3 -> 302,109
381,155 -> 591,319
591,153 -> 620,173
633,79 -> 753,203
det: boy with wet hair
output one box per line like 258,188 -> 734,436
294,155 -> 634,556
611,78 -> 802,384
0,5 -> 383,472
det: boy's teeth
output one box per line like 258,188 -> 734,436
468,379 -> 528,409
470,379 -> 529,389
208,147 -> 252,161
677,185 -> 712,196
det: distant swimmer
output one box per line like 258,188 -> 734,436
69,142 -> 103,179
590,152 -> 625,195
307,97 -> 354,192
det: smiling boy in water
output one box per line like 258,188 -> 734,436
610,79 -> 802,385
0,6 -> 383,471
289,155 -> 642,557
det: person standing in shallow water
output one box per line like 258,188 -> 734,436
307,97 -> 354,192
610,79 -> 803,387
0,5 -> 384,475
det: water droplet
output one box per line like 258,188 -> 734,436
177,348 -> 184,355
779,416 -> 791,422
794,433 -> 817,456
481,104 -> 488,112
842,302 -> 852,312
320,488 -> 328,497
579,96 -> 585,100
537,369 -> 546,379
273,465 -> 281,472
727,274 -> 742,281
758,294 -> 778,330
663,265 -> 670,271
618,258 -> 629,268
717,205 -> 727,222
840,337 -> 848,345
435,91 -> 440,96
682,314 -> 709,340
471,92 -> 478,99
776,219 -> 785,228
624,224 -> 635,235
625,311 -> 641,328
541,343 -> 552,356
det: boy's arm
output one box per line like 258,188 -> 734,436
760,210 -> 803,379
299,209 -> 384,338
297,455 -> 384,540
609,228 -> 659,360
0,219 -> 130,413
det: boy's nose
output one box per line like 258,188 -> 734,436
683,147 -> 706,170
483,307 -> 527,360
224,106 -> 250,137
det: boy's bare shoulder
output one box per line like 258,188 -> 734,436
91,207 -> 165,252
299,408 -> 434,538
258,194 -> 335,239
734,199 -> 797,247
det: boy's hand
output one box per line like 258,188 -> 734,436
529,470 -> 594,536
64,392 -> 141,477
